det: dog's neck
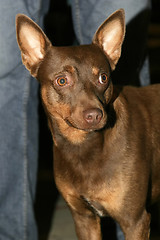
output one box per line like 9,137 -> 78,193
52,121 -> 105,163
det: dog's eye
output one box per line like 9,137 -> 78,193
99,73 -> 108,84
57,77 -> 68,86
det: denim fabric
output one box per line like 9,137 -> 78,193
0,1 -> 49,239
71,0 -> 151,86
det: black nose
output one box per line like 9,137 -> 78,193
83,108 -> 103,126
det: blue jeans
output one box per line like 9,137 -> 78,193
0,1 -> 49,239
70,0 -> 151,239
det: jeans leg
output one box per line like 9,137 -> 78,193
71,0 -> 151,86
0,0 -> 49,239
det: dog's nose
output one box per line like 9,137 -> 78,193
83,108 -> 103,126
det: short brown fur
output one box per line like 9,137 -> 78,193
16,9 -> 160,239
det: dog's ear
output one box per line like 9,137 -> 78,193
92,9 -> 125,70
16,14 -> 52,77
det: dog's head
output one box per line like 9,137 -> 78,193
16,9 -> 125,144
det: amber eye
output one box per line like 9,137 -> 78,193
57,77 -> 68,86
99,73 -> 108,84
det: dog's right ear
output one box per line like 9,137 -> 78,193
16,14 -> 52,77
92,9 -> 125,71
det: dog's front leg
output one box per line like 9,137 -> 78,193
64,194 -> 102,240
122,210 -> 151,240
71,210 -> 101,240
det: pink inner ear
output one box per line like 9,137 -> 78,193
102,20 -> 124,55
16,14 -> 52,77
92,9 -> 125,70
20,25 -> 44,62
101,21 -> 124,70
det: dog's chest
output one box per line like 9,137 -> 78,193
54,142 -> 126,217
56,165 -> 125,218
65,181 -> 124,219
80,195 -> 108,217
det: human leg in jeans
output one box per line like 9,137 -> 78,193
70,0 -> 151,239
0,0 -> 49,239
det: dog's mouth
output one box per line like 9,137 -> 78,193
65,108 -> 107,132
49,107 -> 107,144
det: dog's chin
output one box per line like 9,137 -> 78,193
65,118 -> 107,132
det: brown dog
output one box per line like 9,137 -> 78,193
16,9 -> 160,240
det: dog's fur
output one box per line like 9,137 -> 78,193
16,9 -> 160,239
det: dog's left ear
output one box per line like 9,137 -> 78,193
92,9 -> 125,70
16,14 -> 52,77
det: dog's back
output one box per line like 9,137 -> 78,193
117,84 -> 160,203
